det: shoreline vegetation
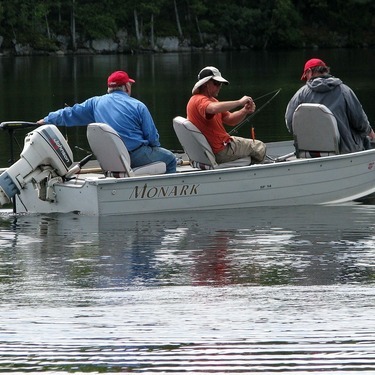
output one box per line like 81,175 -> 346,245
0,0 -> 374,56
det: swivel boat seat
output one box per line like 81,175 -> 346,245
292,103 -> 340,158
87,123 -> 166,177
173,116 -> 251,170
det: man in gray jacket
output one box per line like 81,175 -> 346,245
285,58 -> 374,153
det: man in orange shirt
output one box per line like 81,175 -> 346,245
186,66 -> 266,164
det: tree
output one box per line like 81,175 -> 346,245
174,0 -> 183,39
262,0 -> 302,48
0,0 -> 373,52
186,0 -> 211,45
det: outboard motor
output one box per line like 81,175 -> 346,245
0,125 -> 74,205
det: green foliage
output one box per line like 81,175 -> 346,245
33,35 -> 59,51
0,0 -> 373,52
295,0 -> 375,47
76,4 -> 117,39
265,0 -> 303,48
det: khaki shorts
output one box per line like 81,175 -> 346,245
215,136 -> 266,164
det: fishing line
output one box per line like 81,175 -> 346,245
252,88 -> 281,102
229,88 -> 282,135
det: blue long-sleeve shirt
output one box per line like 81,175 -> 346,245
43,91 -> 161,151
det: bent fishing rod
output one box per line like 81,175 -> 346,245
228,88 -> 282,135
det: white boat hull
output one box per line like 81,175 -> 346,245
12,141 -> 375,216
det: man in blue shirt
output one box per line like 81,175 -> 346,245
37,70 -> 176,173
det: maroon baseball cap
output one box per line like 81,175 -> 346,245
107,71 -> 135,87
301,58 -> 327,80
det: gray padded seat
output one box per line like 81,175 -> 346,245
173,116 -> 251,170
87,123 -> 166,177
292,103 -> 340,158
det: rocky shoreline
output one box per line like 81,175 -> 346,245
1,31 -> 372,57
1,34 -> 232,56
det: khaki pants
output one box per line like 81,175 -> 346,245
215,136 -> 266,164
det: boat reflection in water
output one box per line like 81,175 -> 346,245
0,204 -> 375,373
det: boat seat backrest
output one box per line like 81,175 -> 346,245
87,123 -> 166,177
292,103 -> 340,158
173,116 -> 251,169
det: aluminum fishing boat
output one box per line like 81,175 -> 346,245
0,104 -> 374,216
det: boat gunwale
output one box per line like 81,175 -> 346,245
67,146 -> 375,186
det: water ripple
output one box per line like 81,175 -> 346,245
0,206 -> 375,372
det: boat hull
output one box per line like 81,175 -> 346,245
13,143 -> 375,216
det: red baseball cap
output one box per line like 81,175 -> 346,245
107,70 -> 135,87
301,58 -> 327,80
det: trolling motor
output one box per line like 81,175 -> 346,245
0,124 -> 79,206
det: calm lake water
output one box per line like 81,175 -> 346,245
0,48 -> 374,164
1,205 -> 375,373
0,49 -> 375,373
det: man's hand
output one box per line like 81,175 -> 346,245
244,100 -> 256,114
239,96 -> 253,107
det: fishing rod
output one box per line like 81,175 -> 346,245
0,121 -> 39,165
228,88 -> 282,136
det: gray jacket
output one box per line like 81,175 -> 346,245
285,75 -> 372,153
